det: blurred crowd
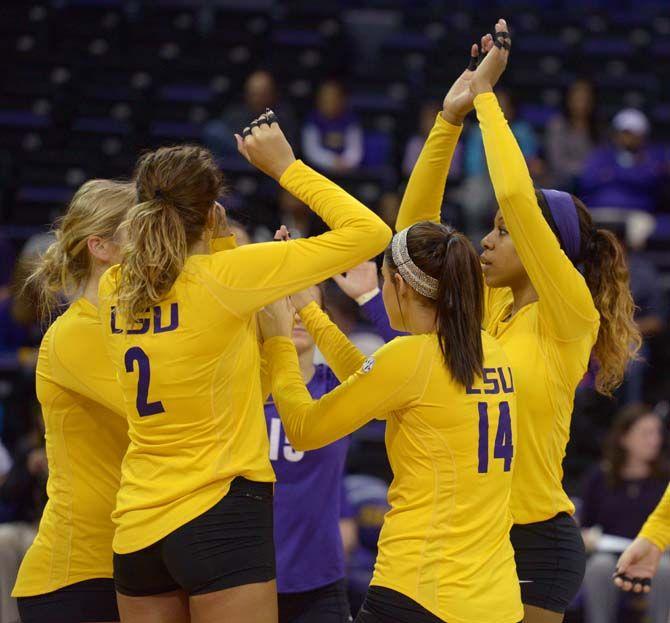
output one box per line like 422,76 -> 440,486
1,24 -> 670,623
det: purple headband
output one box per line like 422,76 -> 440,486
540,189 -> 581,262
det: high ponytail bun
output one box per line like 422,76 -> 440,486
116,145 -> 223,324
384,221 -> 484,388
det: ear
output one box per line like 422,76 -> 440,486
87,236 -> 114,263
393,271 -> 408,298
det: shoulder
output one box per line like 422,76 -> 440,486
372,334 -> 435,367
51,300 -> 104,355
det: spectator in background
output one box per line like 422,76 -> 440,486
581,404 -> 670,623
0,420 -> 47,623
204,69 -> 299,155
459,88 -> 541,238
546,79 -> 598,191
302,80 -> 363,174
402,101 -> 442,177
580,109 -> 663,213
621,230 -> 666,404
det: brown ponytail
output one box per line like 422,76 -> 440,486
116,145 -> 223,323
25,179 -> 135,320
385,222 -> 484,387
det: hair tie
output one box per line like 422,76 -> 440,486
154,189 -> 164,200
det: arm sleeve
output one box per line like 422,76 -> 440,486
207,160 -> 392,316
639,484 -> 670,550
475,92 -> 599,340
396,114 -> 463,231
264,335 -> 429,451
302,125 -> 338,169
360,291 -> 405,342
299,301 -> 367,382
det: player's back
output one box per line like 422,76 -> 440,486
372,331 -> 521,623
99,254 -> 275,554
14,299 -> 128,597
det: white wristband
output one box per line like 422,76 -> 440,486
355,288 -> 380,306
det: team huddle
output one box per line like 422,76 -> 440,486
9,18 -> 670,623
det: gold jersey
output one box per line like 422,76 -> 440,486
397,95 -> 599,524
264,302 -> 523,623
13,298 -> 128,597
97,160 -> 391,554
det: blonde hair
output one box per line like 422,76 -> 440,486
116,145 -> 223,323
26,179 -> 136,319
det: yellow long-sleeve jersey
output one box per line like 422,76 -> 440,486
13,299 -> 128,597
265,302 -> 523,623
640,484 -> 670,550
396,95 -> 600,525
98,160 -> 391,554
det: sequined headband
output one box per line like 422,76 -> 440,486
391,227 -> 439,300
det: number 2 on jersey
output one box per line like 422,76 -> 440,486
477,401 -> 513,473
124,347 -> 165,417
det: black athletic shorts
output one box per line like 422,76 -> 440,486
114,477 -> 275,597
279,579 -> 352,623
510,511 -> 586,613
355,586 -> 444,623
17,578 -> 119,623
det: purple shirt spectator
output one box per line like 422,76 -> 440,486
266,290 -> 397,594
580,108 -> 663,212
580,465 -> 668,539
302,80 -> 363,172
265,365 -> 349,593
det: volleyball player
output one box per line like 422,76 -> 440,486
397,20 -> 641,623
259,221 -> 523,623
97,115 -> 391,623
12,180 -> 136,623
614,483 -> 670,594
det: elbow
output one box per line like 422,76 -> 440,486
283,428 -> 319,452
362,218 -> 393,257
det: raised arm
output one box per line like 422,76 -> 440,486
396,38 -> 493,232
475,93 -> 597,338
206,160 -> 391,316
297,300 -> 367,382
471,24 -> 598,339
263,335 -> 430,451
332,262 -> 404,342
396,115 -> 462,231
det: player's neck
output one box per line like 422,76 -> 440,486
404,300 -> 436,335
621,457 -> 652,480
509,277 -> 538,318
81,262 -> 109,307
189,239 -> 209,256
